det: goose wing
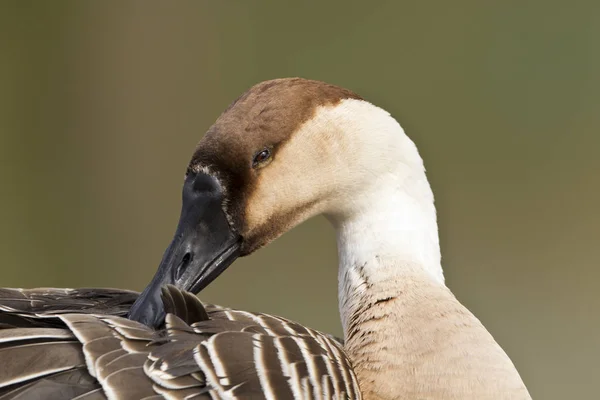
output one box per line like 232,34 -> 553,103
0,286 -> 361,399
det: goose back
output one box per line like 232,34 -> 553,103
0,286 -> 360,400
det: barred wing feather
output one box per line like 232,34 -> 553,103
0,286 -> 361,399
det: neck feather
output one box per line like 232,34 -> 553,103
328,180 -> 531,400
317,100 -> 529,398
317,99 -> 444,333
331,178 -> 443,334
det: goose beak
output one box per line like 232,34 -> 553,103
128,172 -> 241,328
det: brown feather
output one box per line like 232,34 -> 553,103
0,328 -> 73,343
95,349 -> 129,382
102,366 -> 155,400
71,388 -> 107,400
0,368 -> 99,400
0,341 -> 85,388
161,285 -> 209,325
0,286 -> 360,399
97,353 -> 148,383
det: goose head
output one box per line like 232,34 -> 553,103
129,78 -> 438,328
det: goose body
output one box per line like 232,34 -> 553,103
1,78 -> 531,399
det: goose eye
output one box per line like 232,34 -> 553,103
252,148 -> 271,168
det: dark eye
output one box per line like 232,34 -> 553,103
252,148 -> 272,168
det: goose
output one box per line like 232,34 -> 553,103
0,78 -> 531,399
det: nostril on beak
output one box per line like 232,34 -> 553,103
176,252 -> 193,280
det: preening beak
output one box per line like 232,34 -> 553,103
128,172 -> 241,328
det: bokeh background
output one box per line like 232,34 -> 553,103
1,1 -> 599,398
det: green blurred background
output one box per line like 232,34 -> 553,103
1,1 -> 599,398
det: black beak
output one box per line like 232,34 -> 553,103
128,172 -> 241,328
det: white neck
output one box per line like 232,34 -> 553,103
336,183 -> 443,280
327,179 -> 531,400
330,174 -> 443,331
315,100 -> 530,399
311,99 -> 444,332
